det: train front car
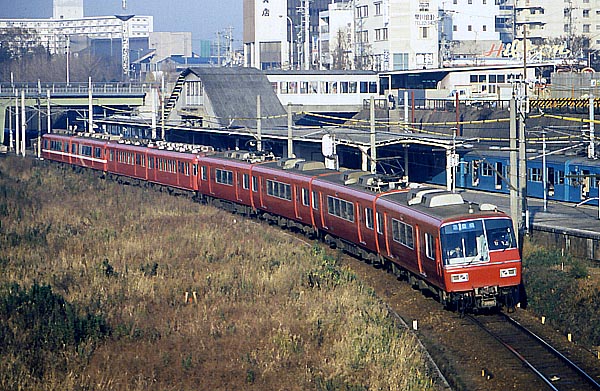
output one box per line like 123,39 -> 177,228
439,212 -> 521,311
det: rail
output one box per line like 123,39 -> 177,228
467,313 -> 600,391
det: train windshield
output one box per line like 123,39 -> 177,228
440,218 -> 516,266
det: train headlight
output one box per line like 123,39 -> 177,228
451,273 -> 469,283
500,267 -> 517,278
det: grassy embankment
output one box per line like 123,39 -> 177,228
0,156 -> 436,391
521,241 -> 600,348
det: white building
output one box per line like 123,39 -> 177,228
349,0 -> 441,71
318,2 -> 354,69
53,0 -> 84,20
441,0 -> 500,42
0,15 -> 153,55
243,0 -> 289,69
0,0 -> 153,55
513,0 -> 600,52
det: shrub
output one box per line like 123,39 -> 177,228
0,282 -> 110,381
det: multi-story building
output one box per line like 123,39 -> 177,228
0,0 -> 153,55
513,0 -> 600,54
244,0 -> 351,70
347,0 -> 441,71
318,2 -> 354,69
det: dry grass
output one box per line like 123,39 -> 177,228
0,156 -> 436,391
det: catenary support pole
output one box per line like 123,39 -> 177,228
509,98 -> 519,246
287,103 -> 293,158
256,95 -> 262,152
370,96 -> 376,173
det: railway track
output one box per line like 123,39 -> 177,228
467,313 -> 600,391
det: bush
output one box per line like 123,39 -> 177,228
0,282 -> 110,380
523,248 -> 599,346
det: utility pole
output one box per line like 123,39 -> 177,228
303,0 -> 310,70
589,94 -> 595,158
370,96 -> 376,173
287,103 -> 293,158
509,97 -> 519,245
21,90 -> 26,157
256,95 -> 262,152
518,26 -> 529,236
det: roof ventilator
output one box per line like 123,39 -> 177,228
294,161 -> 326,171
341,170 -> 370,185
278,157 -> 305,170
422,192 -> 465,208
407,187 -> 445,205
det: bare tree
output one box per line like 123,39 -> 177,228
331,28 -> 352,70
0,27 -> 122,82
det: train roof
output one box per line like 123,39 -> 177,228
464,148 -> 597,164
246,155 -> 507,223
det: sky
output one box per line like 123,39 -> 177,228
0,0 -> 243,50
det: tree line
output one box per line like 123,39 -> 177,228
0,27 -> 124,83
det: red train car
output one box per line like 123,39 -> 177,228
43,133 -> 202,192
42,133 -> 109,171
41,134 -> 521,311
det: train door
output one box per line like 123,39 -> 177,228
567,170 -> 580,202
547,167 -> 555,198
581,170 -> 591,200
471,160 -> 480,187
422,231 -> 441,284
495,162 -> 503,190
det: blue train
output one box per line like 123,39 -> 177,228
449,150 -> 600,206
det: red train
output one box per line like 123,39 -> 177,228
41,133 -> 522,311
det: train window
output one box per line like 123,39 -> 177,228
242,173 -> 250,189
485,218 -> 516,251
136,154 -> 142,165
365,207 -> 374,230
201,166 -> 207,180
349,81 -> 357,93
280,82 -> 289,94
529,167 -> 542,182
569,171 -> 578,187
376,213 -> 384,234
441,220 -> 490,265
300,81 -> 308,94
94,147 -> 102,159
391,218 -> 414,249
266,179 -> 292,201
481,162 -> 493,177
192,164 -> 198,176
80,145 -> 92,157
149,156 -> 154,169
425,233 -> 435,260
252,176 -> 258,192
311,191 -> 319,210
43,140 -> 48,149
301,188 -> 310,206
340,82 -> 349,93
215,169 -> 233,185
109,150 -> 114,161
71,143 -> 76,154
309,81 -> 318,93
327,196 -> 355,222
